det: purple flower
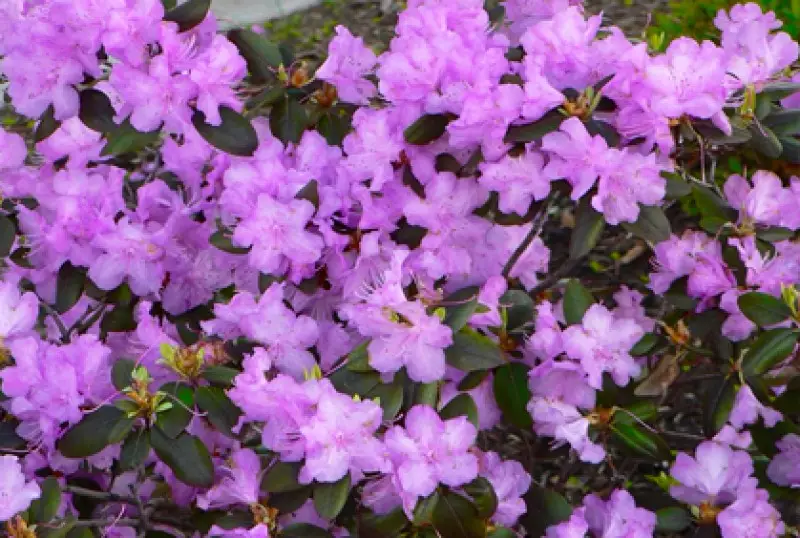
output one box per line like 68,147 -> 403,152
383,405 -> 478,516
583,489 -> 656,537
196,449 -> 263,510
717,484 -> 785,538
478,451 -> 531,526
669,441 -> 754,506
767,434 -> 800,487
479,149 -> 550,216
316,26 -> 377,105
562,304 -> 644,389
0,129 -> 27,170
650,231 -> 735,299
545,510 -> 589,538
0,455 -> 40,522
0,279 -> 38,342
209,524 -> 271,538
232,194 -> 324,276
542,117 -> 612,200
526,301 -> 565,361
728,385 -> 782,430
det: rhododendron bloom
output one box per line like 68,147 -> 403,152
670,441 -> 755,506
767,434 -> 800,487
315,26 -> 377,105
0,455 -> 41,522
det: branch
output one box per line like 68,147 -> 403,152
38,299 -> 70,343
64,485 -> 137,505
528,256 -> 583,296
502,199 -> 554,278
71,518 -> 139,528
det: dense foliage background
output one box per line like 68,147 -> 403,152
2,0 -> 800,537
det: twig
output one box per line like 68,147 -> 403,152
528,257 -> 583,296
38,300 -> 69,343
64,485 -> 137,505
70,518 -> 139,528
502,198 -> 554,278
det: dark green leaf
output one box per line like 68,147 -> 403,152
201,366 -> 240,387
613,401 -> 659,426
751,420 -> 800,458
779,135 -> 800,163
111,359 -> 136,391
101,120 -> 159,156
413,491 -> 440,525
749,124 -> 783,159
0,420 -> 25,450
563,279 -> 593,325
458,370 -> 490,391
692,184 -> 736,223
756,226 -> 795,242
412,382 -> 440,408
317,111 -> 351,146
119,429 -> 150,471
656,507 -> 691,532
404,114 -> 450,145
463,477 -> 498,519
193,107 -> 259,156
520,486 -> 572,537
280,524 -> 333,538
445,330 -> 505,372
358,508 -> 408,538
493,362 -> 533,429
261,462 -> 304,493
440,394 -> 479,428
741,328 -> 799,377
504,110 -> 563,143
738,292 -> 792,327
443,286 -> 480,332
79,89 -> 117,133
9,247 -> 32,268
155,382 -> 195,439
151,427 -> 214,487
432,490 -> 486,538
196,386 -> 242,437
55,262 -> 85,314
664,173 -> 691,199
366,379 -> 404,421
611,422 -> 671,461
163,0 -> 211,31
630,333 -> 659,356
270,487 -> 313,514
58,406 -> 128,458
569,197 -> 605,259
209,230 -> 251,254
0,215 -> 16,257
774,378 -> 800,414
269,97 -> 308,144
108,415 -> 136,444
313,474 -> 351,519
346,341 -> 373,372
227,29 -> 283,81
763,109 -> 800,136
487,529 -> 515,538
329,368 -> 381,396
622,205 -> 671,244
29,477 -> 61,523
35,105 -> 61,142
296,180 -> 320,212
500,290 -> 535,333
760,82 -> 800,101
100,304 -> 136,334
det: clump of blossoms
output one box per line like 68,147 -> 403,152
1,0 -> 800,536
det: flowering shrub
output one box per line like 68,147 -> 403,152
2,0 -> 800,536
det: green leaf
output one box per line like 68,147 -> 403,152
569,197 -> 605,259
404,114 -> 450,145
195,386 -> 242,438
751,420 -> 800,458
296,180 -> 320,212
656,507 -> 691,532
738,292 -> 792,327
366,378 -> 405,421
0,215 -> 16,257
749,124 -> 783,159
155,382 -> 195,439
630,333 -> 659,356
329,368 -> 381,397
55,262 -> 85,314
773,378 -> 800,414
78,89 -> 117,133
358,508 -> 409,538
0,420 -> 26,450
261,462 -> 304,493
101,120 -> 159,156
741,328 -> 800,377
500,290 -> 535,333
443,286 -> 480,332
346,341 -> 373,372
692,184 -> 736,223
520,486 -> 572,537
760,82 -> 800,101
504,110 -> 563,143
58,406 -> 129,458
664,173 -> 691,199
440,394 -> 479,428
201,366 -> 240,388
493,362 -> 533,429
445,330 -> 505,372
193,107 -> 259,157
150,427 -> 214,487
611,422 -> 671,461
412,382 -> 440,408
280,524 -> 333,538
413,491 -> 440,525
487,529 -> 515,538
111,359 -> 136,391
163,0 -> 211,31
432,490 -> 487,538
35,105 -> 61,142
563,279 -> 593,325
313,474 -> 351,519
622,205 -> 671,244
100,304 -> 136,334
317,111 -> 352,146
29,477 -> 61,523
227,29 -> 283,81
458,370 -> 490,391
108,415 -> 136,444
270,96 -> 308,144
463,477 -> 498,519
779,135 -> 800,163
270,487 -> 313,514
763,109 -> 800,136
209,230 -> 251,254
613,401 -> 659,425
119,429 -> 150,471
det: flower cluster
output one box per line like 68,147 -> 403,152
0,0 -> 799,536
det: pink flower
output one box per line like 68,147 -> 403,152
542,117 -> 613,200
670,441 -> 754,506
0,455 -> 41,522
383,405 -> 479,516
196,449 -> 263,510
0,279 -> 38,342
478,451 -> 531,526
767,434 -> 800,487
717,484 -> 785,538
562,304 -> 644,389
316,26 -> 377,105
0,129 -> 27,170
208,524 -> 270,538
728,385 -> 782,430
479,149 -> 551,215
582,489 -> 656,537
